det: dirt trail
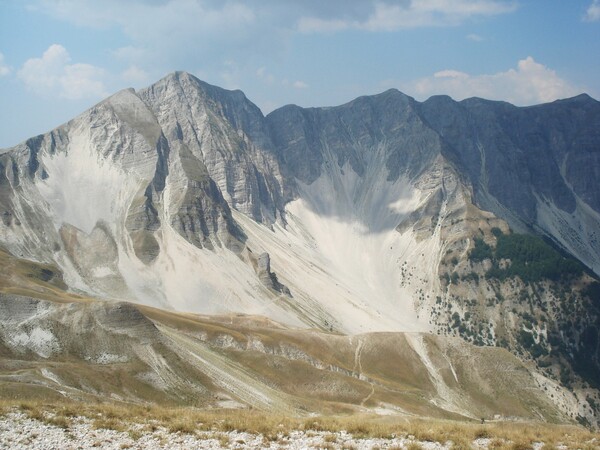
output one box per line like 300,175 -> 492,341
353,336 -> 376,407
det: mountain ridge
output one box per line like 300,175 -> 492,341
1,70 -> 599,326
1,71 -> 600,425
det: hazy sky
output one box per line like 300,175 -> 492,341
1,0 -> 599,148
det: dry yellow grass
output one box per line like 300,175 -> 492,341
0,248 -> 86,304
2,399 -> 598,449
323,433 -> 338,443
406,443 -> 424,450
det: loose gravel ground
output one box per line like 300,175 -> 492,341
0,411 -> 462,450
1,410 -> 593,449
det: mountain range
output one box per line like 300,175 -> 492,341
1,71 -> 599,426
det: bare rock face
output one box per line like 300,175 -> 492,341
137,72 -> 287,226
256,252 -> 273,285
254,251 -> 290,295
266,89 -> 441,188
418,94 -> 600,272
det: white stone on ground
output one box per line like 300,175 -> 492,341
0,411 -> 455,449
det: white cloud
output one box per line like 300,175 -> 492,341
37,0 -> 255,32
256,66 -> 275,84
298,0 -> 517,32
434,69 -> 469,79
297,17 -> 352,33
35,0 -> 259,68
405,57 -> 581,105
466,33 -> 484,41
584,0 -> 600,21
60,64 -> 107,100
26,0 -> 520,97
293,80 -> 309,89
121,65 -> 149,85
258,68 -> 308,90
112,46 -> 149,63
18,44 -> 107,100
32,0 -> 518,72
0,53 -> 11,76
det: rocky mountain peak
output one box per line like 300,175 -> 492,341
142,71 -> 264,132
551,92 -> 597,106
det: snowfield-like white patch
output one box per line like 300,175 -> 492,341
113,158 -> 445,333
94,353 -> 129,365
235,164 -> 439,333
37,128 -> 141,236
116,220 -> 307,328
91,266 -> 115,278
8,327 -> 60,358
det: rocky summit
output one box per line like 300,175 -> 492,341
0,72 -> 599,427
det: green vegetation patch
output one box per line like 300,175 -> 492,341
469,230 -> 585,283
583,281 -> 600,311
469,238 -> 493,262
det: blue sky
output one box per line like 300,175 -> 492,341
1,0 -> 599,148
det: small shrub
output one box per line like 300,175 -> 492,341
46,415 -> 70,429
218,434 -> 230,447
324,433 -> 337,443
510,442 -> 532,450
475,428 -> 492,439
93,417 -> 126,432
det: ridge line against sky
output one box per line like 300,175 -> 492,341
0,0 -> 599,148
